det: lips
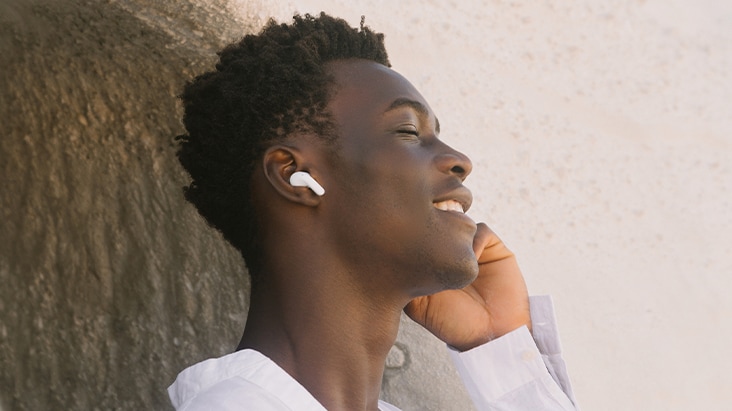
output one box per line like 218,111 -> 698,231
432,186 -> 473,215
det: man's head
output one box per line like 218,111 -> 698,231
179,13 -> 480,295
177,13 -> 390,278
301,60 -> 480,296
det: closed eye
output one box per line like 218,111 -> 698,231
397,125 -> 420,140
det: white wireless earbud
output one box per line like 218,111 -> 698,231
289,171 -> 325,196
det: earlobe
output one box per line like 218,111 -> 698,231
262,145 -> 323,206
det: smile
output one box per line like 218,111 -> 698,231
433,199 -> 465,213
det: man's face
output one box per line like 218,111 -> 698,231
319,59 -> 479,298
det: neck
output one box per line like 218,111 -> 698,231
238,269 -> 405,411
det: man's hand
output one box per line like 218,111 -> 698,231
404,223 -> 530,352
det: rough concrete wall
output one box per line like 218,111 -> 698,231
0,1 -> 270,409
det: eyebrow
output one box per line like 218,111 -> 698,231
384,98 -> 441,133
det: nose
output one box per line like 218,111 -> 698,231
434,142 -> 473,181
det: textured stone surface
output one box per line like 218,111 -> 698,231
0,0 -> 267,409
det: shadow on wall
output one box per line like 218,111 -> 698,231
0,0 -> 259,409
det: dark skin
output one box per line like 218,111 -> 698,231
238,59 -> 530,411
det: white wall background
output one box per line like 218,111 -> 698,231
251,1 -> 732,410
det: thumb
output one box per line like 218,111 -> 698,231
472,222 -> 492,258
474,225 -> 515,264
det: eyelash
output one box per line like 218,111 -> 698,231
398,129 -> 419,137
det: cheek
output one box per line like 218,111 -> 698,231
339,150 -> 428,210
327,177 -> 431,261
377,175 -> 433,233
326,142 -> 436,246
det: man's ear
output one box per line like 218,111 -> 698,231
262,144 -> 323,207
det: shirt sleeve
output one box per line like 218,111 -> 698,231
447,295 -> 579,411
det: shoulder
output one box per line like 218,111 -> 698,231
179,376 -> 292,411
169,349 -> 325,411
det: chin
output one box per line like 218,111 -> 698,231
436,258 -> 479,290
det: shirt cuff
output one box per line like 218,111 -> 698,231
448,324 -> 547,401
447,295 -> 578,410
530,295 -> 562,355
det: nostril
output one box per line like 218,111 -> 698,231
451,165 -> 466,175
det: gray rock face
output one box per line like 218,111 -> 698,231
0,1 -> 262,409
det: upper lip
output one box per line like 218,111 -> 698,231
432,186 -> 473,214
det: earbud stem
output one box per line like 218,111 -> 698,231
289,171 -> 325,196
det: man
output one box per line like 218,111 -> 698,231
169,13 -> 577,410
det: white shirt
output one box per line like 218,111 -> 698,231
168,296 -> 578,410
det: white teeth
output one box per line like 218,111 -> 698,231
433,200 -> 464,213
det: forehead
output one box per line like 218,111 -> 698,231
325,60 -> 434,120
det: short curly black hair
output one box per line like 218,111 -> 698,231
177,12 -> 390,279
